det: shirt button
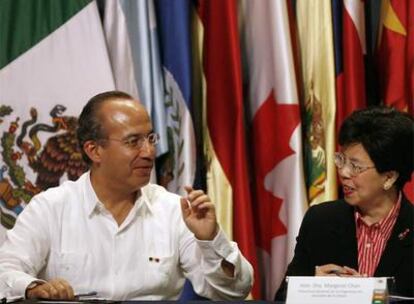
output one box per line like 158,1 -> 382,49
366,243 -> 371,248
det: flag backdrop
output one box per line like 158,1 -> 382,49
103,0 -> 168,158
197,0 -> 261,298
377,0 -> 413,113
297,0 -> 338,205
0,0 -> 413,299
155,2 -> 199,299
0,0 -> 114,243
333,0 -> 367,133
155,0 -> 196,196
241,0 -> 308,299
376,0 -> 414,201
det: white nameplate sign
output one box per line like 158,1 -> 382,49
286,276 -> 388,304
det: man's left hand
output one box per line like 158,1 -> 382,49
180,186 -> 218,240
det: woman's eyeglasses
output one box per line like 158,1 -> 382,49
334,152 -> 375,177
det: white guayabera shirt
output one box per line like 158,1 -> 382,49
0,172 -> 253,300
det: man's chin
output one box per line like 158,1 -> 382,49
131,167 -> 154,186
133,175 -> 151,187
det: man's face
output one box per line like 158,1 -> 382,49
97,99 -> 156,192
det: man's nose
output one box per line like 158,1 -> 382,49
139,140 -> 156,158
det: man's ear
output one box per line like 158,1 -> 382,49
383,171 -> 399,190
83,140 -> 102,164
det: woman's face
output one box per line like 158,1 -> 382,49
337,143 -> 390,208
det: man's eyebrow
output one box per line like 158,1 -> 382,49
123,131 -> 154,139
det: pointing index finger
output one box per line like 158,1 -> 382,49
184,186 -> 193,194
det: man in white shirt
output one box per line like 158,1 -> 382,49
0,91 -> 253,300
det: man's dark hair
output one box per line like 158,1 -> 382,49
77,90 -> 134,164
339,106 -> 414,190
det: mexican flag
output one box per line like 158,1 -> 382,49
0,0 -> 115,243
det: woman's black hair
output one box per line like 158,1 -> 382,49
339,106 -> 414,190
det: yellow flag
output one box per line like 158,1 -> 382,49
296,0 -> 338,204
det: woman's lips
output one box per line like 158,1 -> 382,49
343,185 -> 355,196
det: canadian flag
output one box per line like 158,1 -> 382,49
241,0 -> 308,299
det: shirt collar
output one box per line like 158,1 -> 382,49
83,171 -> 155,217
355,192 -> 402,231
83,171 -> 101,216
136,184 -> 155,215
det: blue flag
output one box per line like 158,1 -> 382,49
155,0 -> 201,300
155,0 -> 196,196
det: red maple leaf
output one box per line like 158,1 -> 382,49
252,91 -> 300,253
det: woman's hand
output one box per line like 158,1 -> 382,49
315,264 -> 363,277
